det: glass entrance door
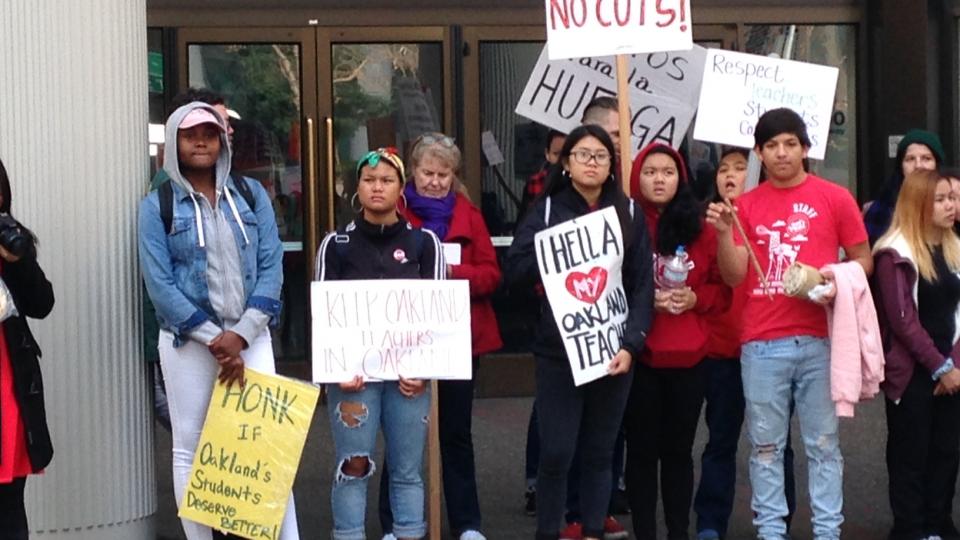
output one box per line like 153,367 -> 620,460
177,28 -> 318,365
316,27 -> 453,232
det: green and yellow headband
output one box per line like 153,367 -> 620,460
356,147 -> 405,181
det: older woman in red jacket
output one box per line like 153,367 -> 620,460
625,143 -> 731,540
379,132 -> 502,540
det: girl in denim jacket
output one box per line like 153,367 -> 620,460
139,102 -> 298,540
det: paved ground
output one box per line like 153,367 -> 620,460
153,387 -> 934,540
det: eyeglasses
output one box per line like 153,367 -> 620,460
413,132 -> 456,149
569,149 -> 612,166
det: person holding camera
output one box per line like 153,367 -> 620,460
0,157 -> 56,539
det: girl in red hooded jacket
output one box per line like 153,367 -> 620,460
624,143 -> 731,540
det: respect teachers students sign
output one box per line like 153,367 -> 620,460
545,0 -> 693,60
179,370 -> 319,540
693,49 -> 839,159
535,206 -> 628,386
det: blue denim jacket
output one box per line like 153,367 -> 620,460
138,175 -> 283,346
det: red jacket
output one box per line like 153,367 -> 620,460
630,143 -> 731,368
402,192 -> 503,355
706,283 -> 747,359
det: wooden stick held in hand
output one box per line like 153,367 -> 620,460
723,197 -> 772,298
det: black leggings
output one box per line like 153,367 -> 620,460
534,356 -> 633,540
0,477 -> 28,540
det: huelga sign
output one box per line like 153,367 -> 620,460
515,45 -> 705,151
535,206 -> 628,386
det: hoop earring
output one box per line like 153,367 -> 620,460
400,192 -> 408,210
350,192 -> 363,213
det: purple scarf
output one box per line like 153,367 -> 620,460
404,182 -> 456,240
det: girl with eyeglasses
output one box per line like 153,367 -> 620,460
506,125 -> 653,540
314,148 -> 444,540
624,143 -> 731,540
374,133 -> 500,540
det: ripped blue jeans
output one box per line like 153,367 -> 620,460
741,336 -> 842,540
327,382 -> 430,540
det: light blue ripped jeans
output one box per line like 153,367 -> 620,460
741,336 -> 843,540
327,382 -> 430,540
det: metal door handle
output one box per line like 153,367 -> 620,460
325,117 -> 335,232
305,117 -> 319,267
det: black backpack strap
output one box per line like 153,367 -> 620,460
231,175 -> 257,212
159,180 -> 174,234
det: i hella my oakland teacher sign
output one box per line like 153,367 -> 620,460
536,207 -> 628,386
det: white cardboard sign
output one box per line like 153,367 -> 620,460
311,280 -> 472,383
693,49 -> 839,160
535,206 -> 628,386
516,45 -> 706,151
544,0 -> 693,60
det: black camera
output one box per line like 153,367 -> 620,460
0,214 -> 33,258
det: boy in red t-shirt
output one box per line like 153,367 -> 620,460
706,108 -> 871,540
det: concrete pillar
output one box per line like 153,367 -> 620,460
0,1 -> 155,538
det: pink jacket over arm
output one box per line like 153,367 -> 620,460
821,261 -> 885,417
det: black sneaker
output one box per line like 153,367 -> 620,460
524,487 -> 537,516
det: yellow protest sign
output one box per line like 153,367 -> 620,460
179,369 -> 319,540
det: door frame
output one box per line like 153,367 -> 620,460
314,26 -> 455,236
461,26 -> 544,204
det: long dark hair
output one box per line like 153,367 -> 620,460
0,158 -> 12,214
541,125 -> 635,247
641,146 -> 703,255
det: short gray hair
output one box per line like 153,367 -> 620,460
408,133 -> 462,179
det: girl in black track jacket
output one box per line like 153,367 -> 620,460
506,125 -> 653,540
313,148 -> 442,540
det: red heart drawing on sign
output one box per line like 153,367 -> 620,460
565,267 -> 608,304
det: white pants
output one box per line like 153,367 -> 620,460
158,330 -> 300,540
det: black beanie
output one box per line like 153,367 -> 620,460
754,108 -> 812,149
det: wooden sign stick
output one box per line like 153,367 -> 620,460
616,55 -> 632,193
724,197 -> 772,297
428,379 -> 441,538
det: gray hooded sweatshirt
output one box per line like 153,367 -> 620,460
163,102 -> 269,346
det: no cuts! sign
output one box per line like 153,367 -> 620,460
515,45 -> 706,151
535,206 -> 628,386
693,49 -> 839,160
311,280 -> 472,383
545,0 -> 693,60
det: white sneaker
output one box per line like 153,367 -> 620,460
382,535 -> 397,540
460,531 -> 487,540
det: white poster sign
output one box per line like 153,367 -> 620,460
693,49 -> 839,160
544,0 -> 693,60
311,280 -> 472,383
515,45 -> 706,151
535,206 -> 628,386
